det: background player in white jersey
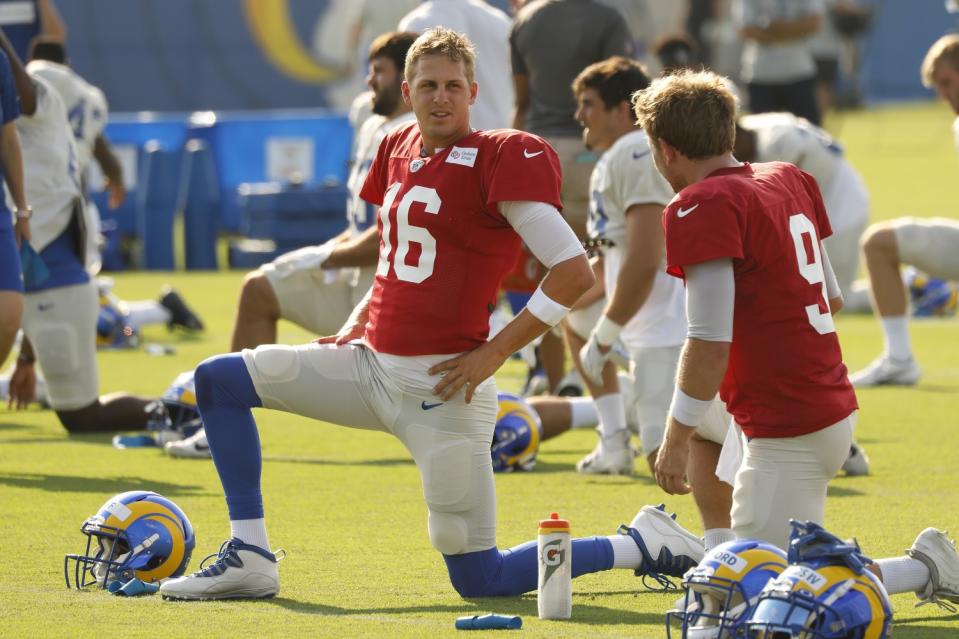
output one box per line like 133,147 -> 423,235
0,29 -> 164,432
229,31 -> 419,353
26,37 -> 122,272
398,0 -> 514,131
159,28 -> 704,601
23,38 -> 203,334
734,111 -> 871,311
568,57 -> 690,476
851,34 -> 959,387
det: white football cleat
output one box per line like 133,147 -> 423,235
850,355 -> 921,387
841,442 -> 870,476
907,528 -> 959,610
576,431 -> 634,475
160,539 -> 281,601
556,369 -> 584,397
618,504 -> 704,590
164,428 -> 211,459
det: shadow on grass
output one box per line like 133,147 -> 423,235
0,431 -> 118,446
0,421 -> 40,431
0,472 -> 209,496
262,456 -> 414,467
515,459 -> 656,483
825,485 -> 864,497
267,596 -> 666,625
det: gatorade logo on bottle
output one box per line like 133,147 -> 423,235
541,538 -> 566,585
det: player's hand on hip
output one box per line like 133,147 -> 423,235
313,321 -> 364,346
8,362 -> 36,410
579,334 -> 610,386
654,424 -> 692,495
429,343 -> 504,404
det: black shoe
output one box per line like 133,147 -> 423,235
159,286 -> 204,332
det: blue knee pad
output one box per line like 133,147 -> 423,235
194,353 -> 265,520
443,537 -> 614,598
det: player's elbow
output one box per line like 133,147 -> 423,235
829,295 -> 843,315
556,257 -> 595,307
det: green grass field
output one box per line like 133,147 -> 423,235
2,102 -> 958,638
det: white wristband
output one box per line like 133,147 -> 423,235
526,286 -> 571,327
593,315 -> 622,347
668,387 -> 714,427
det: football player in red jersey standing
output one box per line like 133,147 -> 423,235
631,71 -> 959,613
160,29 -> 706,602
633,69 -> 858,551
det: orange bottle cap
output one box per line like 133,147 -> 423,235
539,512 -> 569,529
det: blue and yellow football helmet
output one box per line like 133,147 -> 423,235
745,520 -> 893,638
146,371 -> 203,445
667,539 -> 788,638
492,392 -> 543,472
905,267 -> 958,317
65,490 -> 196,588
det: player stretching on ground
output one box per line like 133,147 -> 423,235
165,31 -> 419,458
160,29 -> 703,601
851,34 -> 959,387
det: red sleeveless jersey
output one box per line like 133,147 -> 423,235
359,123 -> 563,355
664,162 -> 857,438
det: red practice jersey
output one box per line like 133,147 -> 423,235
663,162 -> 857,438
359,123 -> 563,355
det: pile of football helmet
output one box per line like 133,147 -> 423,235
668,520 -> 893,638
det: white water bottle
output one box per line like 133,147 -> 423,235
537,512 -> 572,619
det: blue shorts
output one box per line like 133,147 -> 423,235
0,212 -> 23,292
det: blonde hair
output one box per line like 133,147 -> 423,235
631,69 -> 737,159
921,34 -> 959,88
405,27 -> 476,84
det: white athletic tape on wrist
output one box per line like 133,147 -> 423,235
669,387 -> 714,427
526,286 -> 570,327
593,315 -> 622,347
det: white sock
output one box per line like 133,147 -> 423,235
875,557 -> 930,594
125,301 -> 172,328
704,528 -> 736,552
230,518 -> 271,551
608,534 -> 643,570
880,315 -> 912,361
595,393 -> 627,442
569,397 -> 598,428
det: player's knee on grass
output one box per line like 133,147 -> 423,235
56,401 -> 105,433
422,439 -> 473,555
429,511 -> 469,556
